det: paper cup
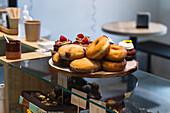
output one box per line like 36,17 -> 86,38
6,40 -> 21,59
9,18 -> 19,29
25,20 -> 41,42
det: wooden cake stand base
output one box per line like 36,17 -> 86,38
49,58 -> 138,78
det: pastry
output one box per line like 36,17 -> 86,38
82,85 -> 92,93
70,57 -> 101,73
102,59 -> 127,72
86,36 -> 110,60
105,44 -> 127,62
73,33 -> 91,48
118,40 -> 136,60
53,35 -> 72,51
52,52 -> 71,67
106,99 -> 125,113
58,44 -> 85,60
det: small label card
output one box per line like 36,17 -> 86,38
71,88 -> 87,109
89,99 -> 106,113
58,72 -> 68,89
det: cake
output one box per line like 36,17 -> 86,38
118,40 -> 136,60
53,35 -> 72,52
73,33 -> 91,48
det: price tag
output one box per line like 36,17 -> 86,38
58,72 -> 68,89
71,88 -> 87,109
89,99 -> 106,113
38,108 -> 47,113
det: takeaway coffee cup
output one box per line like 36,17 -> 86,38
8,18 -> 19,29
25,20 -> 41,42
6,40 -> 21,59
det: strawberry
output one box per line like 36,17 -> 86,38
77,34 -> 84,38
60,35 -> 67,41
82,38 -> 89,44
103,35 -> 108,38
53,45 -> 60,51
73,41 -> 79,44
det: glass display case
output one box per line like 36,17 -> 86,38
0,35 -> 51,113
7,56 -> 170,113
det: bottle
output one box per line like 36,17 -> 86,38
18,5 -> 33,38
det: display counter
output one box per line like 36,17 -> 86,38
0,32 -> 51,113
0,33 -> 170,113
7,56 -> 170,113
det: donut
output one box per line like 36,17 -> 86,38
105,44 -> 127,61
86,36 -> 110,60
52,52 -> 71,67
58,44 -> 85,60
70,57 -> 101,73
126,49 -> 136,61
102,59 -> 127,72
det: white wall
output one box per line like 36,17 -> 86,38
18,0 -> 159,44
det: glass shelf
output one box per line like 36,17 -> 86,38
8,57 -> 170,113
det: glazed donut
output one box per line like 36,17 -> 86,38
86,36 -> 110,60
58,44 -> 85,60
70,57 -> 101,73
102,59 -> 127,72
105,44 -> 127,61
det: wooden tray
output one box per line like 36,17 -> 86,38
49,58 -> 138,78
0,26 -> 18,35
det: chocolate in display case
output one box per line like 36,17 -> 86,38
19,91 -> 64,112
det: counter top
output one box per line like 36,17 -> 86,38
0,32 -> 51,63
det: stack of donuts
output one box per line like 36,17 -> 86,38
52,36 -> 129,73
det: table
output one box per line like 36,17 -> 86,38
102,21 -> 168,48
7,56 -> 170,113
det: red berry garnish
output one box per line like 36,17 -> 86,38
53,45 -> 60,51
103,35 -> 108,38
73,41 -> 79,44
60,35 -> 67,41
77,34 -> 84,38
82,38 -> 89,44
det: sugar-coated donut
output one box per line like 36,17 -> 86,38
52,52 -> 71,67
86,36 -> 110,60
105,44 -> 127,61
102,59 -> 127,72
70,57 -> 101,73
58,44 -> 85,60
